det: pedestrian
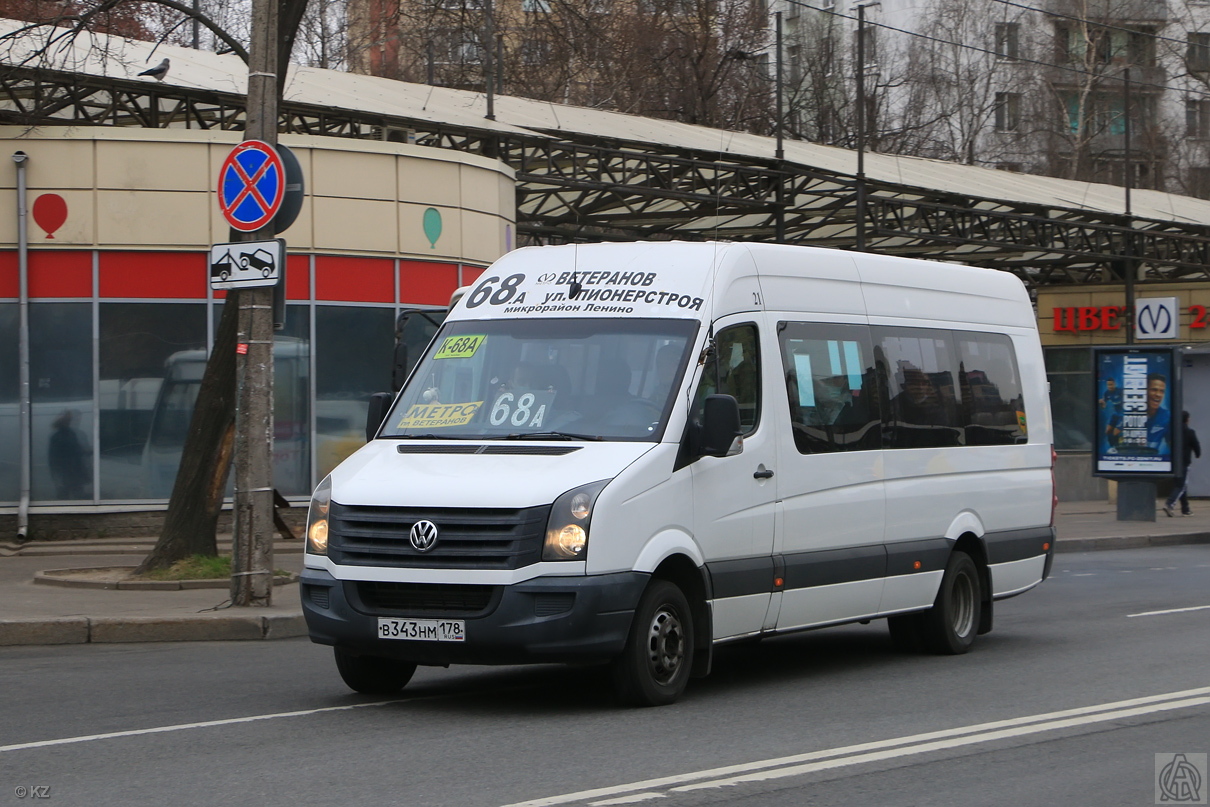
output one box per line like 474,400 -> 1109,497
1164,410 -> 1201,517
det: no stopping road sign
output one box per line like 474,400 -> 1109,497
218,140 -> 285,232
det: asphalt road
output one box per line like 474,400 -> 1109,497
2,546 -> 1208,807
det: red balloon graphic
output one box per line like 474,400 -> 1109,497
32,194 -> 68,239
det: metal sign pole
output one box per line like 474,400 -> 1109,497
231,0 -> 279,607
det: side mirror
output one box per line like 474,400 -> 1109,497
390,343 -> 410,393
366,392 -> 393,441
701,394 -> 743,458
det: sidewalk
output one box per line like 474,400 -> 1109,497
1,501 -> 1208,648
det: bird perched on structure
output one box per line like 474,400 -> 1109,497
138,58 -> 170,81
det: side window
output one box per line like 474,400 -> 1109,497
956,331 -> 1028,445
874,327 -> 964,448
778,321 -> 880,453
693,323 -> 761,435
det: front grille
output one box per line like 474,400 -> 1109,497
352,581 -> 497,615
329,502 -> 550,570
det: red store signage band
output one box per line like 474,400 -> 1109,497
1054,305 -> 1210,332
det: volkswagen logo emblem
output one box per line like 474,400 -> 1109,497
409,520 -> 439,552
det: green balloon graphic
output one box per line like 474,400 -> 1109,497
423,208 -> 442,248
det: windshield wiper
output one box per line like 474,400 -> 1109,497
504,431 -> 603,442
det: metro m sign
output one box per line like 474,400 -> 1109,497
1135,297 -> 1179,340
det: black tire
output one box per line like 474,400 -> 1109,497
612,579 -> 695,707
920,551 -> 981,655
334,648 -> 416,695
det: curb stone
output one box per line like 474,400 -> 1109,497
1054,532 -> 1210,553
33,568 -> 301,590
0,614 -> 307,646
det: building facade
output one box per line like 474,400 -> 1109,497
1,126 -> 515,508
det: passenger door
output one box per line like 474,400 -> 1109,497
772,321 -> 887,631
689,318 -> 779,640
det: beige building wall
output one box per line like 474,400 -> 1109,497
0,126 -> 516,263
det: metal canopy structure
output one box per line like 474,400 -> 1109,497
3,21 -> 1210,289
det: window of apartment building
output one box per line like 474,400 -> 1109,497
1127,28 -> 1156,66
1065,92 -> 1154,137
1187,99 -> 1210,138
1189,33 -> 1210,72
787,44 -> 802,84
521,0 -> 551,11
1058,24 -> 1155,66
520,38 -> 550,65
856,26 -> 877,67
995,22 -> 1020,60
1191,167 -> 1210,199
995,92 -> 1021,131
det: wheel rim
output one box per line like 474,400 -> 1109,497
951,571 -> 976,638
645,605 -> 686,686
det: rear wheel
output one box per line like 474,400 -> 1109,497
334,648 -> 416,695
920,551 -> 981,655
612,580 -> 694,707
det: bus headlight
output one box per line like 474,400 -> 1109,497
544,480 -> 609,561
306,476 -> 333,555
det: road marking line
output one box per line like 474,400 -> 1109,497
589,794 -> 666,805
499,687 -> 1210,807
1128,604 -> 1210,618
672,696 -> 1210,793
0,700 -> 396,754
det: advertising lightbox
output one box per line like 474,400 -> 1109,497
1093,346 -> 1181,477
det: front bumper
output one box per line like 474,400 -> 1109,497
301,567 -> 650,666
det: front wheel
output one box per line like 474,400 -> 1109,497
920,551 -> 981,655
612,579 -> 694,707
334,648 -> 416,695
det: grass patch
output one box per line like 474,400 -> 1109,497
138,555 -> 291,581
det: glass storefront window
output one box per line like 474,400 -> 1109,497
99,303 -> 207,500
32,303 -> 94,501
273,305 -> 311,496
315,305 -> 394,481
1045,346 -> 1094,450
0,305 -> 17,503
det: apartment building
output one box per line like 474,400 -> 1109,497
772,0 -> 1210,197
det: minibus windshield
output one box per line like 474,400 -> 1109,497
380,318 -> 698,441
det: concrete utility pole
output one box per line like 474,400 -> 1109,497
231,0 -> 279,606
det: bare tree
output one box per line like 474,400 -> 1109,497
347,0 -> 771,131
896,0 -> 1038,165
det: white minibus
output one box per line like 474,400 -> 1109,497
301,242 -> 1056,706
